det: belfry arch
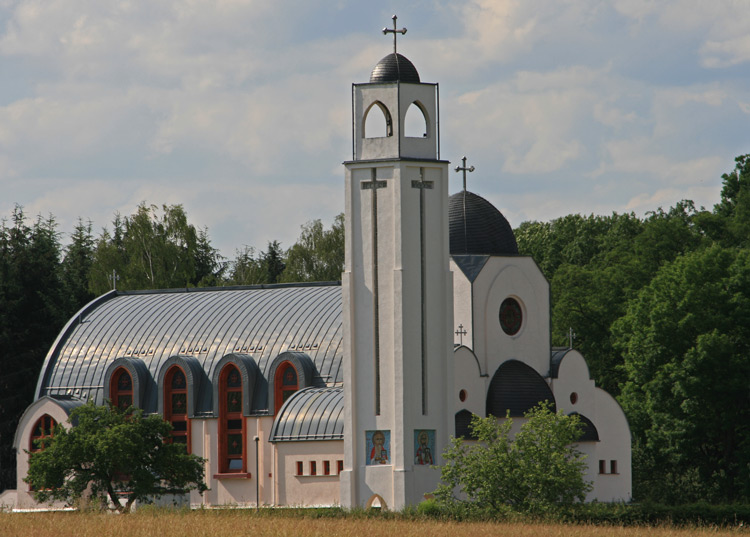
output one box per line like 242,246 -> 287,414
363,101 -> 393,138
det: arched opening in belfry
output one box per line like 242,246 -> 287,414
363,101 -> 392,138
404,101 -> 429,138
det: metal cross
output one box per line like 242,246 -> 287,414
568,327 -> 576,349
454,156 -> 475,193
455,324 -> 467,345
383,15 -> 407,54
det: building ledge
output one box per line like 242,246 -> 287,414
213,472 -> 252,480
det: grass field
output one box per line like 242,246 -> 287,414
0,510 -> 748,537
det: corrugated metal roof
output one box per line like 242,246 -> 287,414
35,283 -> 343,413
449,191 -> 519,256
269,386 -> 344,442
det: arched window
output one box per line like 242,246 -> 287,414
165,365 -> 190,450
29,415 -> 57,452
219,364 -> 245,473
363,101 -> 393,138
111,368 -> 133,411
274,362 -> 298,415
404,101 -> 428,138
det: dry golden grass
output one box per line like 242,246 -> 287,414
0,511 -> 748,537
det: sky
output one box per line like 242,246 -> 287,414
1,0 -> 749,258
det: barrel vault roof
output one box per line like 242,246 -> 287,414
36,283 -> 343,412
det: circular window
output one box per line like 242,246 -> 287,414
570,392 -> 578,405
459,389 -> 467,402
499,298 -> 523,335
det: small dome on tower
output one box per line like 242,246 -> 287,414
370,53 -> 421,84
449,191 -> 519,256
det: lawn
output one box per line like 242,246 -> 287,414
0,510 -> 747,537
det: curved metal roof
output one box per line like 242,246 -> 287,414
269,386 -> 344,442
449,191 -> 518,256
370,53 -> 421,84
35,283 -> 343,412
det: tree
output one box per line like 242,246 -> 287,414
434,403 -> 590,515
88,204 -> 224,294
0,207 -> 70,492
61,218 -> 96,310
25,402 -> 208,513
282,214 -> 344,282
262,240 -> 285,284
614,245 -> 750,503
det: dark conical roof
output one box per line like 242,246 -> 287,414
449,190 -> 518,256
370,53 -> 420,83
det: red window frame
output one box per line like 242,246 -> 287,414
218,364 -> 246,474
337,460 -> 344,475
324,460 -> 331,476
165,365 -> 191,452
29,415 -> 56,453
111,368 -> 133,410
296,461 -> 304,476
274,362 -> 298,416
310,461 -> 317,476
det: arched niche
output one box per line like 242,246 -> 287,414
366,493 -> 388,510
363,101 -> 393,138
486,359 -> 556,418
404,101 -> 429,138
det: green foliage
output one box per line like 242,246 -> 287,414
0,207 -> 73,491
434,403 -> 591,516
88,204 -> 224,294
282,214 -> 344,282
614,245 -> 750,503
25,402 -> 207,513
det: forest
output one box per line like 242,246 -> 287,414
1,154 -> 748,504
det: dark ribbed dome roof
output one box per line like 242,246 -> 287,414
370,53 -> 420,83
449,190 -> 518,256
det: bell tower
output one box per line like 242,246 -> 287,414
341,16 -> 453,510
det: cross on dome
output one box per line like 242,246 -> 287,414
454,156 -> 475,193
382,15 -> 407,54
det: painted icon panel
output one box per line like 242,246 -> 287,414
414,429 -> 435,465
366,430 -> 390,465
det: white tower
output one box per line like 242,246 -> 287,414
341,17 -> 453,510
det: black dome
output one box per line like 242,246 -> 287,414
449,191 -> 518,256
370,53 -> 420,83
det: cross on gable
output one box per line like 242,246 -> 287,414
382,15 -> 407,54
454,156 -> 475,193
455,324 -> 467,345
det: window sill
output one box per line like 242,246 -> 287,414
295,474 -> 339,479
213,472 -> 252,480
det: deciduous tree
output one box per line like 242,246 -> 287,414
25,402 -> 208,513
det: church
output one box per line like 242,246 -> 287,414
3,22 -> 631,510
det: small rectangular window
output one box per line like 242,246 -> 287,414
610,460 -> 618,474
310,461 -> 317,476
296,461 -> 303,476
324,461 -> 331,475
599,459 -> 607,474
337,460 -> 344,475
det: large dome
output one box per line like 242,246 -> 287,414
449,191 -> 518,256
370,53 -> 420,83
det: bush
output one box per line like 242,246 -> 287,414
434,402 -> 591,516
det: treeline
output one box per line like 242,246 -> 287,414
516,154 -> 750,504
0,204 -> 343,491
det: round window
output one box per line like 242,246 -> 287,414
499,297 -> 523,335
570,392 -> 578,405
459,389 -> 467,402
